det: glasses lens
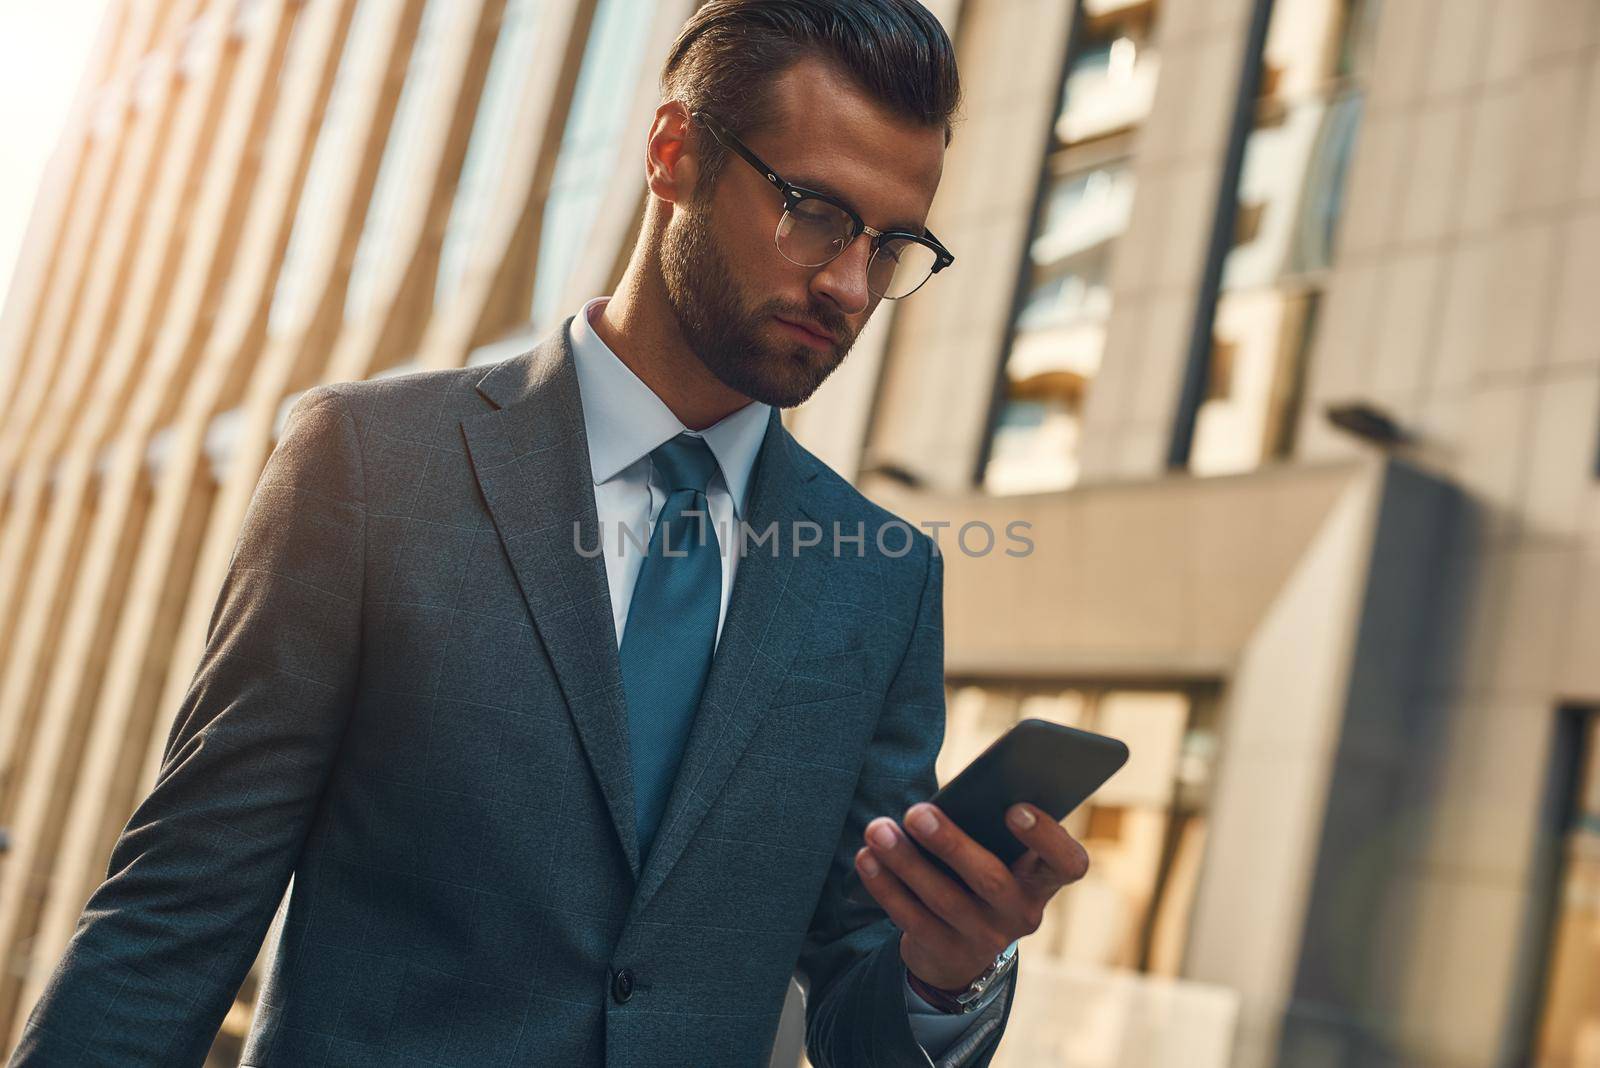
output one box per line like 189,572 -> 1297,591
776,197 -> 855,266
868,237 -> 938,299
775,197 -> 941,298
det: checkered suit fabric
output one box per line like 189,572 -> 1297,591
9,320 -> 1017,1067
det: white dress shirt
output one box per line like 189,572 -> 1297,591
568,295 -> 1007,1062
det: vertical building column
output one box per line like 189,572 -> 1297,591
863,0 -> 1074,496
7,0 -> 359,1045
1077,0 -> 1259,483
785,0 -> 966,483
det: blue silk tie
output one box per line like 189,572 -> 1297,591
619,432 -> 723,864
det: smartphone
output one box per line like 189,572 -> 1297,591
845,719 -> 1129,904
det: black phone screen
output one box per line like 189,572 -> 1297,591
845,718 -> 1129,904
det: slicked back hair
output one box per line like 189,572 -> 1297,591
659,0 -> 962,201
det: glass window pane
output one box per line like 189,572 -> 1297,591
344,0 -> 458,323
1056,9 -> 1160,143
1187,0 -> 1381,476
529,0 -> 660,329
268,0 -> 392,336
984,1 -> 1162,497
1534,715 -> 1600,1064
435,0 -> 545,305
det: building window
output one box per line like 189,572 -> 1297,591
344,0 -> 457,323
1530,708 -> 1600,1063
983,1 -> 1161,496
267,0 -> 393,336
1183,0 -> 1380,476
527,0 -> 659,329
435,0 -> 546,306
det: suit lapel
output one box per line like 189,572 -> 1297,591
460,317 -> 830,907
628,401 -> 829,918
461,320 -> 644,877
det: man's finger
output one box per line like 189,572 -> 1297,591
1005,803 -> 1090,896
864,816 -> 1002,940
853,845 -> 954,944
901,803 -> 1023,909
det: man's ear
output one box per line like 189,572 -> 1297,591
646,105 -> 700,206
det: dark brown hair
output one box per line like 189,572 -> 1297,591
659,0 -> 963,198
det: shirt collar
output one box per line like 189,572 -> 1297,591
568,294 -> 772,519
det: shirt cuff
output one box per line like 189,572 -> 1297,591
902,943 -> 1017,1059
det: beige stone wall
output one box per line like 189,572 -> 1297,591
865,1 -> 1600,1066
1289,2 -> 1600,1062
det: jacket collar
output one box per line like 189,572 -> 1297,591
460,316 -> 828,917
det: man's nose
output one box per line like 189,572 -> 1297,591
810,232 -> 875,315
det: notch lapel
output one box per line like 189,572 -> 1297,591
628,403 -> 830,919
461,320 -> 645,878
460,317 -> 832,908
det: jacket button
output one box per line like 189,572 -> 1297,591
612,968 -> 634,1004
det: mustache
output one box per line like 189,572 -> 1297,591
771,308 -> 848,342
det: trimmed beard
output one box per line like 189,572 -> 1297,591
657,190 -> 850,409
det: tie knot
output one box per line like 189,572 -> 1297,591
651,432 -> 720,495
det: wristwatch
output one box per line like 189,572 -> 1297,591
906,941 -> 1018,1014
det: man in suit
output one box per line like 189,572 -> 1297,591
11,1 -> 1090,1065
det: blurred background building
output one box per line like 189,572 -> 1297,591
0,0 -> 1597,1066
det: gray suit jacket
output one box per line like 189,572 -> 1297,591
10,318 -> 1017,1067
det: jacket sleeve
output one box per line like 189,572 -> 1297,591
9,385 -> 366,1067
795,532 -> 1019,1068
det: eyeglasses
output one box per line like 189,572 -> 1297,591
689,110 -> 953,301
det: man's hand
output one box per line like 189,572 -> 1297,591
853,801 -> 1090,990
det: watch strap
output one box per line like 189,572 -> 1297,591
906,942 -> 1017,1014
906,969 -> 969,1013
